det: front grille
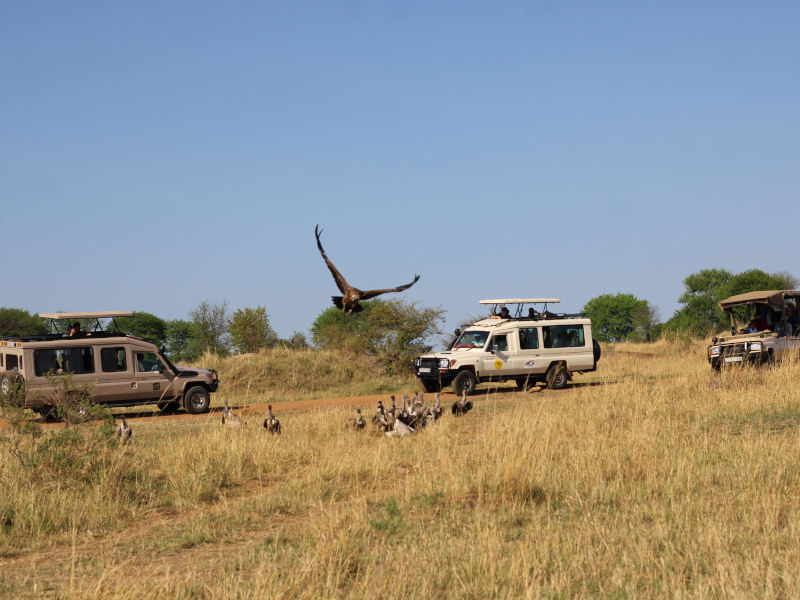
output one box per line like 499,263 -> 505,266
418,358 -> 440,371
720,343 -> 746,356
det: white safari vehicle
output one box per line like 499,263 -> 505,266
0,311 -> 219,417
414,299 -> 600,395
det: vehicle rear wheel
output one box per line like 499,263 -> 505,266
593,339 -> 602,363
546,364 -> 568,390
452,370 -> 477,396
158,400 -> 180,413
33,405 -> 57,421
0,372 -> 24,403
421,379 -> 441,393
184,386 -> 211,414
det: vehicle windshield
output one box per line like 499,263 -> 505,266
453,330 -> 489,349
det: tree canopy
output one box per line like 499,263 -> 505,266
229,306 -> 278,354
582,293 -> 647,342
0,308 -> 48,337
311,299 -> 444,372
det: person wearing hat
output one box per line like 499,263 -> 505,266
784,301 -> 798,335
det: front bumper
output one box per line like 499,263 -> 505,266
708,350 -> 769,369
209,369 -> 219,392
414,359 -> 456,385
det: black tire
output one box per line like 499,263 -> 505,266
452,370 -> 477,396
546,364 -> 568,390
421,379 -> 441,393
593,339 -> 602,363
158,400 -> 180,413
184,386 -> 211,414
33,405 -> 57,421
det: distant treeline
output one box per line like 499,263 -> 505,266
1,268 -> 796,364
582,268 -> 798,342
0,298 -> 444,372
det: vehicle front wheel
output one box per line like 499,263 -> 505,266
452,370 -> 477,396
184,386 -> 211,414
421,379 -> 441,393
546,364 -> 568,390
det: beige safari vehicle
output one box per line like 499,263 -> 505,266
414,299 -> 601,394
0,311 -> 219,417
707,290 -> 800,370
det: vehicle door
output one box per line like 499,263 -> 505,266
540,324 -> 594,371
483,333 -> 511,376
506,326 -> 546,377
95,346 -> 136,403
135,351 -> 177,401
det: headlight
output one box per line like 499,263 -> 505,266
439,358 -> 449,369
749,342 -> 762,352
415,358 -> 421,367
711,346 -> 721,356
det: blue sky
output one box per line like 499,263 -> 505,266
2,1 -> 799,341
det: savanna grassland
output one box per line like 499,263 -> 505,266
2,341 -> 800,598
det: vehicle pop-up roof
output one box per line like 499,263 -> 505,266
717,290 -> 800,312
38,311 -> 134,336
476,297 -> 584,320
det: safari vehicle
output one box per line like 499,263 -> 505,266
0,311 -> 219,417
708,290 -> 800,370
414,298 -> 601,395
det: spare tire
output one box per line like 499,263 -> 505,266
593,339 -> 602,363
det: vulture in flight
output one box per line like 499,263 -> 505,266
315,225 -> 420,313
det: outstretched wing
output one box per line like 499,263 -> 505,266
315,225 -> 351,295
358,274 -> 420,301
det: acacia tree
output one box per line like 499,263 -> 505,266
311,299 -> 444,372
582,293 -> 647,342
189,300 -> 231,356
228,306 -> 278,353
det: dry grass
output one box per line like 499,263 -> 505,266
197,347 -> 419,405
2,341 -> 800,598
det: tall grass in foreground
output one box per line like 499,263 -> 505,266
2,343 -> 800,598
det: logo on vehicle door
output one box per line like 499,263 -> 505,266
523,360 -> 536,368
494,359 -> 503,369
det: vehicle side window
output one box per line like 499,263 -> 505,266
518,327 -> 539,350
35,347 -> 95,375
34,349 -> 60,376
101,347 -> 128,372
542,325 -> 585,348
137,352 -> 163,373
6,354 -> 19,372
489,334 -> 508,352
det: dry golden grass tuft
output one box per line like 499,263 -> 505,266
2,341 -> 800,598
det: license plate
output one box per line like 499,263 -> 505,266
419,367 -> 431,373
724,356 -> 743,363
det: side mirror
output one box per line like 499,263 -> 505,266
454,328 -> 461,337
492,344 -> 499,353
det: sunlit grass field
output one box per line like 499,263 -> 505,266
2,340 -> 800,598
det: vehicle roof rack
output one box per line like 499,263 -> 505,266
479,298 -> 560,305
38,311 -> 133,336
